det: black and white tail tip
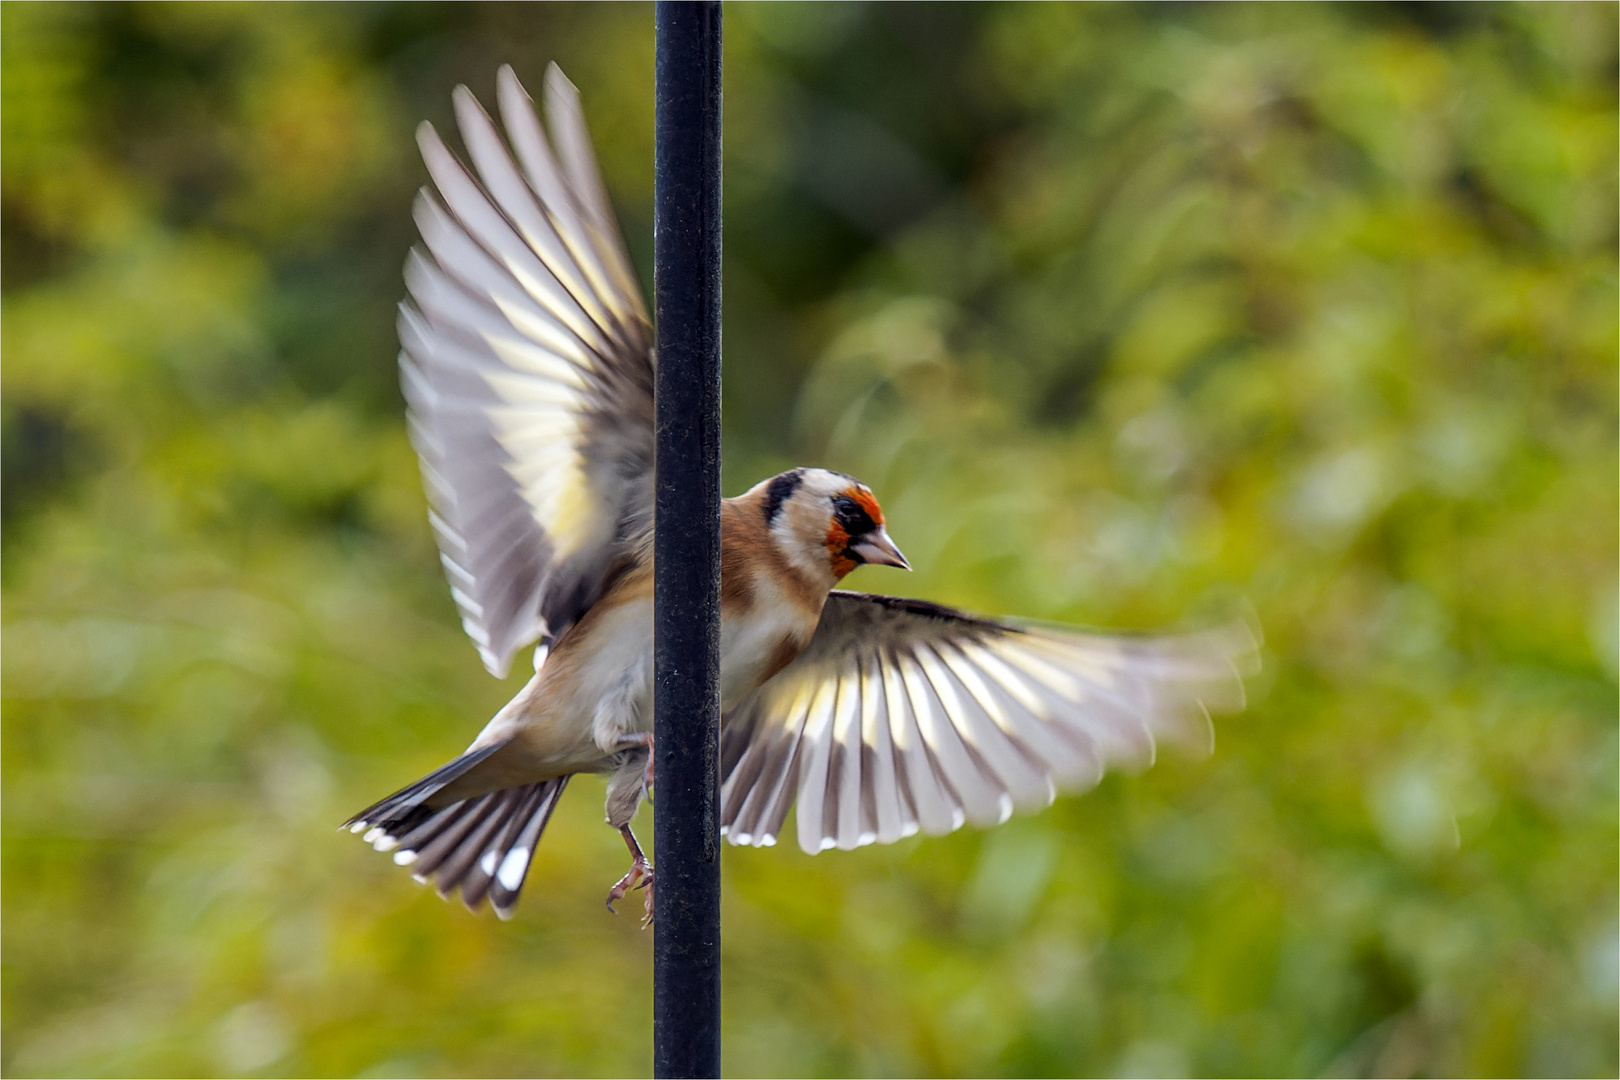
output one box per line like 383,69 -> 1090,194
343,745 -> 569,920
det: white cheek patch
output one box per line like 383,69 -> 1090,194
773,496 -> 838,586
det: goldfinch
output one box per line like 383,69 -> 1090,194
344,65 -> 1259,923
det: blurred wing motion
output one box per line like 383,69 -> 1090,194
401,63 -> 654,678
721,592 -> 1260,854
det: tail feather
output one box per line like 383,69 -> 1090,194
431,788 -> 517,891
343,741 -> 507,838
458,783 -> 552,911
407,795 -> 498,878
488,782 -> 566,914
344,744 -> 571,919
392,801 -> 464,853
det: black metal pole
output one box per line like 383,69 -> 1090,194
652,2 -> 722,1078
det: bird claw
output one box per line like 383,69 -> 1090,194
607,823 -> 655,927
638,870 -> 656,929
606,859 -> 655,927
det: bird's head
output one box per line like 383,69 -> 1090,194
755,467 -> 909,587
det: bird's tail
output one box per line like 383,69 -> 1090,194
343,744 -> 571,919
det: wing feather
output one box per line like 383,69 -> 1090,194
454,88 -> 608,333
831,673 -> 866,850
885,652 -> 962,837
402,65 -> 653,678
928,644 -> 1054,812
793,680 -> 843,853
904,648 -> 1009,828
954,641 -> 1098,787
720,591 -> 1259,854
419,124 -> 610,356
858,653 -> 912,844
539,66 -> 650,339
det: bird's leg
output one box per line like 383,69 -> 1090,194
605,823 -> 655,927
603,735 -> 655,926
614,732 -> 655,795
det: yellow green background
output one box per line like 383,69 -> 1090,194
4,3 -> 1615,1076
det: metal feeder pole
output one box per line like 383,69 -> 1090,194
652,2 -> 722,1077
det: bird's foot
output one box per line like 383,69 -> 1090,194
636,868 -> 656,928
605,858 -> 652,912
606,824 -> 655,928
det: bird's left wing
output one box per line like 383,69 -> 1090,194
721,591 -> 1259,855
401,64 -> 654,679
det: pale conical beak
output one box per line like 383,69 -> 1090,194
851,527 -> 910,570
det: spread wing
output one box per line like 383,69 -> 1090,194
401,64 -> 654,678
721,591 -> 1260,854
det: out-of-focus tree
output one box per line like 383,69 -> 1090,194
3,4 -> 1614,1077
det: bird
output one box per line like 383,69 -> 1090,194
343,64 -> 1259,924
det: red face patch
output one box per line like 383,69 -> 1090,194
824,485 -> 883,578
850,487 -> 884,526
824,520 -> 857,577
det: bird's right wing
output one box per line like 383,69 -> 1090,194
721,591 -> 1260,855
402,64 -> 654,678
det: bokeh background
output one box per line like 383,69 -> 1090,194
4,3 -> 1616,1076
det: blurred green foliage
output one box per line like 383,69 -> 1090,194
3,3 -> 1615,1077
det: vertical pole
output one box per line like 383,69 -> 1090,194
653,2 -> 722,1078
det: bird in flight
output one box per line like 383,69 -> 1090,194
345,65 -> 1259,924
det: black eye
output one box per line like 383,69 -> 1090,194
832,495 -> 875,536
